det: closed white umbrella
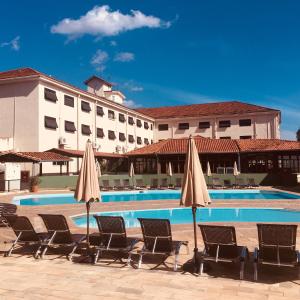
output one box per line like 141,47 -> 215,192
207,161 -> 212,177
180,135 -> 211,273
75,140 -> 100,245
233,161 -> 240,176
129,162 -> 135,186
95,159 -> 102,177
167,161 -> 173,186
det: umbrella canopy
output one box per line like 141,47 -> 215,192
95,159 -> 102,177
233,161 -> 240,176
180,135 -> 211,273
129,162 -> 135,178
167,161 -> 173,177
207,161 -> 212,177
180,137 -> 211,207
75,140 -> 100,244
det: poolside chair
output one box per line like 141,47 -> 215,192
100,179 -> 112,191
175,177 -> 182,189
113,179 -> 123,190
247,178 -> 259,188
212,178 -> 223,189
91,215 -> 141,265
150,178 -> 159,189
199,225 -> 248,280
3,215 -> 49,258
135,179 -> 147,190
137,218 -> 188,271
123,179 -> 133,190
235,178 -> 248,189
254,224 -> 300,281
0,203 -> 17,227
160,178 -> 169,189
223,179 -> 233,189
38,214 -> 86,260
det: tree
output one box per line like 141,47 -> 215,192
297,129 -> 300,141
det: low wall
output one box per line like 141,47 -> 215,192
38,173 -> 298,189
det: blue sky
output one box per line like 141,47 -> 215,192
1,0 -> 300,139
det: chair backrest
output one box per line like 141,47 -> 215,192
39,214 -> 73,244
136,179 -> 144,187
138,218 -> 173,253
0,203 -> 17,226
102,180 -> 110,187
94,215 -> 127,248
236,177 -> 245,185
161,178 -> 168,187
175,178 -> 182,187
212,178 -> 221,186
151,178 -> 158,187
114,179 -> 121,187
123,179 -> 130,187
4,215 -> 40,242
199,225 -> 238,258
257,224 -> 298,264
223,179 -> 231,186
248,178 -> 255,185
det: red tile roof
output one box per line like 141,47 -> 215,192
47,148 -> 124,158
135,101 -> 279,119
0,68 -> 40,80
127,137 -> 300,156
0,151 -> 71,163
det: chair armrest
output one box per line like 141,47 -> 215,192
240,246 -> 248,261
296,250 -> 300,264
254,247 -> 259,262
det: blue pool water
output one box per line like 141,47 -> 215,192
72,207 -> 300,228
13,190 -> 300,206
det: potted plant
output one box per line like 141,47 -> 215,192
30,176 -> 41,192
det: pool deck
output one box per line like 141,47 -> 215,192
0,188 -> 300,299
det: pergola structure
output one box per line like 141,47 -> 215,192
127,136 -> 300,175
0,151 -> 72,175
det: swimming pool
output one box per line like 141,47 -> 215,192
13,190 -> 300,206
72,207 -> 300,228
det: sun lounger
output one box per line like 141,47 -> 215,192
212,178 -> 223,189
175,177 -> 182,189
113,179 -> 123,190
38,214 -> 86,260
0,203 -> 17,227
150,178 -> 159,189
91,215 -> 141,265
223,179 -> 233,189
247,178 -> 259,188
137,218 -> 188,271
199,225 -> 248,279
235,177 -> 248,189
135,179 -> 147,190
100,179 -> 113,191
123,179 -> 133,190
4,215 -> 49,258
254,224 -> 300,281
160,178 -> 169,189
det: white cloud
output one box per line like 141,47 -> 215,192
114,52 -> 135,62
91,49 -> 109,72
1,36 -> 20,51
122,80 -> 143,92
123,99 -> 141,108
51,5 -> 170,39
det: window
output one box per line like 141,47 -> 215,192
44,116 -> 58,129
220,136 -> 231,139
137,136 -> 142,145
128,135 -> 135,143
81,124 -> 91,135
178,123 -> 189,130
53,161 -> 67,166
65,121 -> 76,133
96,106 -> 104,116
199,121 -> 210,129
97,128 -> 104,138
108,110 -> 115,120
119,132 -> 126,142
151,140 -> 153,144
158,124 -> 168,131
119,113 -> 126,123
239,119 -> 251,127
64,95 -> 74,107
136,119 -> 142,127
44,88 -> 58,102
144,138 -> 149,145
240,135 -> 252,139
150,124 -> 153,130
219,120 -> 231,128
81,101 -> 91,112
108,130 -> 116,140
128,116 -> 135,125
144,122 -> 149,129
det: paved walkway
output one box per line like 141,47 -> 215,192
0,189 -> 300,299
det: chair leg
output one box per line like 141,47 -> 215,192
254,262 -> 258,281
174,254 -> 178,271
240,261 -> 245,280
40,246 -> 49,259
138,254 -> 143,269
6,243 -> 16,257
126,252 -> 132,266
94,249 -> 100,264
67,244 -> 78,261
199,261 -> 204,275
34,244 -> 43,259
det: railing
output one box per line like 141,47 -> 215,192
0,179 -> 23,192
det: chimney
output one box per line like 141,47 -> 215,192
84,75 -> 113,97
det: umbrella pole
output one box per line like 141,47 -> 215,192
86,201 -> 90,245
192,206 -> 199,272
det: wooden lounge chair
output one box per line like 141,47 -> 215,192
113,179 -> 123,190
254,224 -> 300,281
247,178 -> 259,188
100,179 -> 112,191
212,178 -> 223,189
199,225 -> 248,279
91,215 -> 141,265
4,215 -> 49,258
235,178 -> 248,189
175,177 -> 182,189
223,179 -> 233,189
135,179 -> 147,190
150,178 -> 159,189
38,214 -> 86,260
160,178 -> 169,189
0,203 -> 17,227
137,218 -> 188,271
